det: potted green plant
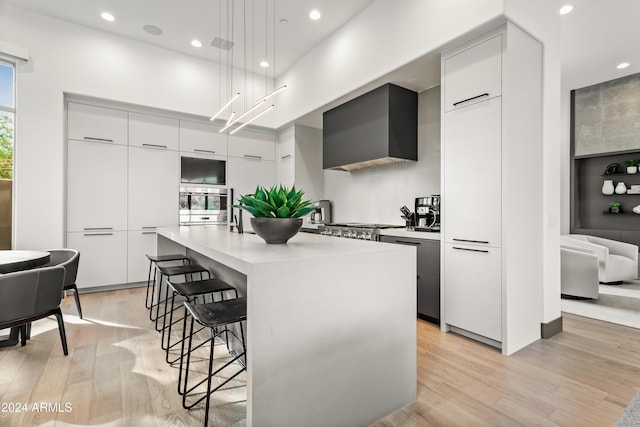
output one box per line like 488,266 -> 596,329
609,201 -> 621,214
234,185 -> 315,244
625,159 -> 638,174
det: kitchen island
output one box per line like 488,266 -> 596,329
156,225 -> 416,427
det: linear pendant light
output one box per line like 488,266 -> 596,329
219,98 -> 266,133
220,84 -> 286,133
210,91 -> 240,121
229,104 -> 275,135
253,84 -> 287,104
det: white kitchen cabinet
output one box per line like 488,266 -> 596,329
179,120 -> 228,156
443,243 -> 501,342
441,24 -> 543,355
279,155 -> 295,188
129,112 -> 180,151
67,140 -> 128,232
275,125 -> 323,201
67,231 -> 128,288
228,156 -> 275,231
68,102 -> 128,145
127,230 -> 157,283
128,146 -> 179,230
228,129 -> 276,160
228,156 -> 275,198
443,97 -> 501,246
443,34 -> 502,112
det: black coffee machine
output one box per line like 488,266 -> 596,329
415,195 -> 440,231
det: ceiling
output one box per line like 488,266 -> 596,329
561,0 -> 640,91
2,0 -> 374,78
3,0 -> 640,126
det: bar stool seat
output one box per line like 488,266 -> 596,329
182,297 -> 247,427
145,253 -> 190,311
154,263 -> 210,332
163,278 -> 238,364
158,264 -> 209,277
170,278 -> 236,298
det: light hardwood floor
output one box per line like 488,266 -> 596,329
0,287 -> 638,426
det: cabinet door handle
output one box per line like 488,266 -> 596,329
394,240 -> 421,246
281,154 -> 292,160
244,154 -> 262,160
194,149 -> 216,154
83,136 -> 113,142
453,238 -> 489,244
83,227 -> 113,231
452,93 -> 489,107
142,231 -> 156,235
201,217 -> 210,220
453,246 -> 489,253
142,226 -> 156,229
84,233 -> 113,236
142,143 -> 168,149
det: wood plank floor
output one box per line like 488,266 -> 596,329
1,287 -> 638,426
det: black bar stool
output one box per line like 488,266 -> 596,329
154,263 -> 210,332
145,253 -> 190,313
163,277 -> 238,364
180,297 -> 247,427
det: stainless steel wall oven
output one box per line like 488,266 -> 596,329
179,187 -> 228,225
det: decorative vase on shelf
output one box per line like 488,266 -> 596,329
615,182 -> 627,194
602,180 -> 615,195
628,166 -> 638,174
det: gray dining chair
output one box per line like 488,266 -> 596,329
0,265 -> 69,355
45,249 -> 82,319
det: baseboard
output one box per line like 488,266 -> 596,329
76,281 -> 146,294
541,316 -> 563,339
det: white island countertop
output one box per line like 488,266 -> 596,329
156,225 -> 417,427
157,225 -> 409,274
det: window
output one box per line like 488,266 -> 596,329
0,61 -> 14,249
0,61 -> 14,180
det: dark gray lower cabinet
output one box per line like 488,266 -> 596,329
380,235 -> 440,324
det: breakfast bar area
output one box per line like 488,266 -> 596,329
156,225 -> 417,426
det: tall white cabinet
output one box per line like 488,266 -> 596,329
276,124 -> 324,202
441,24 -> 543,355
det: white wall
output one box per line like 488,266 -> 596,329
324,86 -> 440,224
273,0 -> 505,128
502,0 -> 562,324
0,4 -> 272,249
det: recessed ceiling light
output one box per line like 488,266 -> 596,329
101,12 -> 115,22
191,39 -> 203,48
309,10 -> 321,20
259,60 -> 269,68
143,24 -> 163,36
559,4 -> 574,15
617,62 -> 630,69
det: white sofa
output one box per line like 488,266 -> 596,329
560,245 -> 599,299
561,234 -> 639,285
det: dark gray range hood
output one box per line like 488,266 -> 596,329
322,83 -> 417,171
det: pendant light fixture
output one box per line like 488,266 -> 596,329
211,0 -> 285,133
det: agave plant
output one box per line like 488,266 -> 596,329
234,185 -> 316,218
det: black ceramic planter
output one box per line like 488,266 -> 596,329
251,217 -> 303,244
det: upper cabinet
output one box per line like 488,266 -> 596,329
179,120 -> 228,156
443,34 -> 502,112
129,112 -> 179,150
68,102 -> 128,145
228,129 -> 276,161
